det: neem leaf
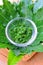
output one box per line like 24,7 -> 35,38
0,0 -> 17,47
14,50 -> 21,56
21,0 -> 32,6
0,1 -> 17,48
19,0 -> 33,20
34,45 -> 43,52
0,8 -> 9,45
3,0 -> 17,18
8,50 -> 23,65
16,3 -> 43,53
31,45 -> 43,52
31,8 -> 43,46
33,7 -> 43,21
33,0 -> 43,13
15,0 -> 33,19
0,0 -> 33,49
0,43 -> 8,48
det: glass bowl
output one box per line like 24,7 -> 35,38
5,17 -> 37,47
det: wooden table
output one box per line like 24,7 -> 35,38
0,48 -> 43,65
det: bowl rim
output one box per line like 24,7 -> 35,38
5,17 -> 37,47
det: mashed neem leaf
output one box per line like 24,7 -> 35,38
9,21 -> 32,43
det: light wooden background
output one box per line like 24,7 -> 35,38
0,0 -> 20,5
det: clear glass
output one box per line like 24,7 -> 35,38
5,17 -> 37,47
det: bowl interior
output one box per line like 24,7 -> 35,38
5,17 -> 37,47
7,18 -> 33,44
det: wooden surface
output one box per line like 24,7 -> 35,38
0,49 -> 8,65
0,49 -> 43,65
17,52 -> 43,65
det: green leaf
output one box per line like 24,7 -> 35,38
34,45 -> 43,52
31,8 -> 43,46
8,50 -> 23,65
33,7 -> 43,21
30,45 -> 43,52
19,0 -> 33,20
3,0 -> 17,18
21,0 -> 32,6
0,1 -> 17,48
14,50 -> 21,56
0,43 -> 8,48
33,0 -> 43,13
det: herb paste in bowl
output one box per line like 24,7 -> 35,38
9,20 -> 32,43
5,17 -> 37,47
